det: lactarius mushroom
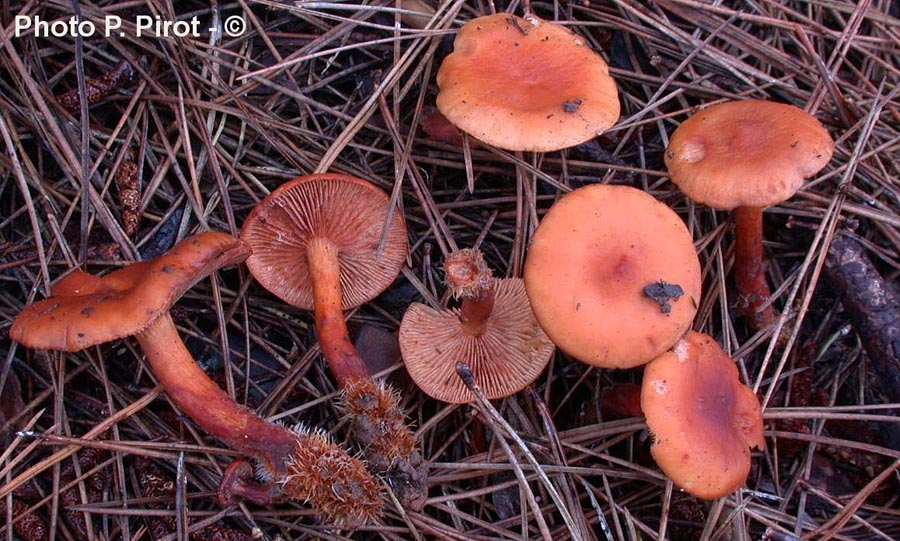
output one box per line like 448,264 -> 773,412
9,232 -> 382,525
436,13 -> 620,151
642,332 -> 765,499
240,173 -> 427,510
524,184 -> 701,369
664,100 -> 833,332
399,248 -> 554,403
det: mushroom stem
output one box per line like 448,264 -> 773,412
305,237 -> 428,510
733,205 -> 776,332
135,313 -> 298,471
459,287 -> 496,336
306,237 -> 371,384
445,248 -> 495,336
135,312 -> 383,524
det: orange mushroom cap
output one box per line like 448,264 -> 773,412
399,278 -> 554,403
436,13 -> 620,152
240,174 -> 408,310
664,100 -> 834,209
9,232 -> 250,352
524,184 -> 701,369
642,331 -> 765,499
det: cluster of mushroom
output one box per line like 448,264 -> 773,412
9,233 -> 383,526
8,10 -> 840,524
520,183 -> 765,499
10,174 -> 429,526
429,9 -> 834,501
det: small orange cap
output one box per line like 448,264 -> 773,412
642,332 -> 765,499
665,100 -> 833,209
437,13 -> 620,152
240,174 -> 408,310
399,278 -> 554,403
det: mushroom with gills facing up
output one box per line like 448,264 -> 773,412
240,173 -> 427,510
399,248 -> 555,403
664,99 -> 834,334
436,12 -> 620,152
8,232 -> 382,526
524,184 -> 702,369
641,331 -> 765,499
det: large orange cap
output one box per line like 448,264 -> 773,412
9,232 -> 250,352
399,278 -> 554,403
642,332 -> 765,499
524,184 -> 701,369
436,13 -> 620,152
664,100 -> 833,209
240,174 -> 408,310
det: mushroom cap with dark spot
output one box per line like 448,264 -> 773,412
399,278 -> 554,403
642,332 -> 765,499
9,232 -> 250,352
664,100 -> 834,209
524,184 -> 701,369
436,13 -> 620,152
240,174 -> 408,311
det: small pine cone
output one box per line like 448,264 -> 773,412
281,426 -> 383,527
2,500 -> 50,541
114,159 -> 141,237
190,524 -> 255,541
341,379 -> 428,510
60,449 -> 108,538
57,60 -> 135,112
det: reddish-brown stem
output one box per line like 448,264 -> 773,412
307,239 -> 428,510
460,286 -> 495,336
733,205 -> 776,332
600,383 -> 644,419
137,312 -> 384,521
135,314 -> 297,472
306,237 -> 371,384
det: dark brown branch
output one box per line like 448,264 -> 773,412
824,233 -> 900,450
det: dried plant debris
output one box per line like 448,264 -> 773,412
643,280 -> 685,314
135,458 -> 254,541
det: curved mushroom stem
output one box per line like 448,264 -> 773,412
135,313 -> 383,523
305,237 -> 428,510
733,205 -> 776,332
136,314 -> 297,469
445,249 -> 495,336
306,238 -> 371,384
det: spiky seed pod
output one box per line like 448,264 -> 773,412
341,379 -> 428,510
280,426 -> 383,527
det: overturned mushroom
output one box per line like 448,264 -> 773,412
399,248 -> 555,403
240,173 -> 427,510
9,232 -> 382,526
